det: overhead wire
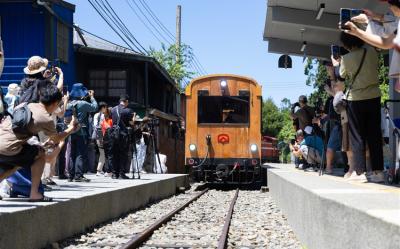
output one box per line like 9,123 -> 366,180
88,0 -> 147,54
128,0 -> 173,45
138,0 -> 176,41
102,0 -> 148,53
88,0 -> 141,53
126,0 -> 164,44
130,0 -> 208,76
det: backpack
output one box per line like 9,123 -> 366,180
12,103 -> 33,136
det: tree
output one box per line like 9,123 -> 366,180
304,58 -> 329,106
262,98 -> 284,137
148,43 -> 195,91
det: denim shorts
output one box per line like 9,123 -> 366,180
327,124 -> 342,151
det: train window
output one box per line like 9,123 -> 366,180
198,96 -> 249,124
238,90 -> 250,97
198,90 -> 209,96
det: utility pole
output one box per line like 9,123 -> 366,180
176,5 -> 181,63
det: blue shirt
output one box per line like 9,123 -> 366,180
300,135 -> 324,156
67,97 -> 98,136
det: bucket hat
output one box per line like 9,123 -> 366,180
23,56 -> 48,75
69,83 -> 89,100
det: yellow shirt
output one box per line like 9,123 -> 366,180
339,46 -> 381,101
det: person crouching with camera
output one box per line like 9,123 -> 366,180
292,127 -> 324,172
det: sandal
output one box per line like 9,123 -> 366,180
29,196 -> 53,202
44,178 -> 57,186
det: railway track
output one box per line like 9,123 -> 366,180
120,188 -> 239,249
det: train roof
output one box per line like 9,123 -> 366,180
185,74 -> 262,96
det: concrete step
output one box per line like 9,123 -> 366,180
0,174 -> 189,249
266,163 -> 400,249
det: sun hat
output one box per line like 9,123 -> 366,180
7,83 -> 20,95
69,83 -> 89,100
23,56 -> 49,75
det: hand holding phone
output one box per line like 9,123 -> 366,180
331,45 -> 340,60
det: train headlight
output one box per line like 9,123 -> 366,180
220,80 -> 227,87
250,144 -> 258,152
189,144 -> 197,151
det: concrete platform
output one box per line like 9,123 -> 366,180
0,173 -> 189,249
267,163 -> 400,249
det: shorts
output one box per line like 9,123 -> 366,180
0,144 -> 40,171
327,124 -> 342,151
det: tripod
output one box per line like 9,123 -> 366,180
150,127 -> 163,174
128,127 -> 140,179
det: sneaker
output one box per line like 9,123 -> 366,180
96,171 -> 103,176
368,171 -> 385,183
74,176 -> 91,182
345,172 -> 368,183
68,178 -> 74,182
343,172 -> 352,179
119,174 -> 129,179
111,174 -> 119,179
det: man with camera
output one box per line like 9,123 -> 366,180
291,95 -> 315,131
110,94 -> 137,179
66,84 -> 98,182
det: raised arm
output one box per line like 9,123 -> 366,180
344,21 -> 396,49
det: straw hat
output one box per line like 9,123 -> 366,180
23,56 -> 49,75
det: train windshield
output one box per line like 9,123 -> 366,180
198,96 -> 250,124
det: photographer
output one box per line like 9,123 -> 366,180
292,128 -> 324,172
20,56 -> 64,104
66,83 -> 98,182
110,94 -> 137,179
291,95 -> 315,131
331,32 -> 384,183
313,75 -> 343,175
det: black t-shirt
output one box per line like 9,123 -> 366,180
111,104 -> 133,131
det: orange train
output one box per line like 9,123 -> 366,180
184,74 -> 266,184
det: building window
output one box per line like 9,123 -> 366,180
88,70 -> 127,98
108,70 -> 127,97
89,70 -> 107,97
57,21 -> 69,63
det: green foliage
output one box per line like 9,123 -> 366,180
262,98 -> 284,137
378,53 -> 389,104
304,58 -> 329,106
148,43 -> 195,91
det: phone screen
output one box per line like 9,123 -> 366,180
331,45 -> 340,59
62,86 -> 68,95
340,8 -> 351,30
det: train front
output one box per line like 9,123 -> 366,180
185,75 -> 263,184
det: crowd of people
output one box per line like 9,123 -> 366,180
0,55 -> 165,202
289,0 -> 400,184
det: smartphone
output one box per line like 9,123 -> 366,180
62,86 -> 68,95
331,45 -> 340,59
340,8 -> 351,30
322,60 -> 333,67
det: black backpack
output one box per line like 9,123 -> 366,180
12,103 -> 33,136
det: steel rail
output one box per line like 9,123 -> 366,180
217,188 -> 239,249
121,188 -> 209,249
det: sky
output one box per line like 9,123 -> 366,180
69,0 -> 314,106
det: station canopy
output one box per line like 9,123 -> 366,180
264,0 -> 389,59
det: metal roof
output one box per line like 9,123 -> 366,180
263,0 -> 389,59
